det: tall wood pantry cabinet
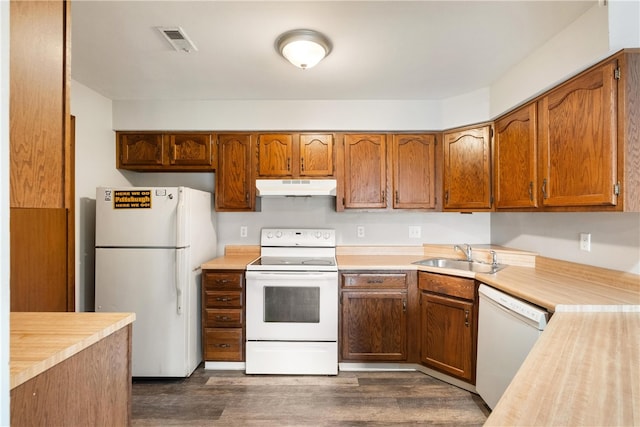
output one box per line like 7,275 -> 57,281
10,0 -> 74,311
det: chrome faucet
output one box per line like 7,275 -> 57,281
454,244 -> 473,261
490,250 -> 499,266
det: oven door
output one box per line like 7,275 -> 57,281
245,271 -> 338,342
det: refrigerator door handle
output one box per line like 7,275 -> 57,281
175,249 -> 185,315
176,187 -> 186,247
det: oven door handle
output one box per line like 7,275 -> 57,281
246,271 -> 338,279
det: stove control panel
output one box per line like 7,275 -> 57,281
260,228 -> 336,247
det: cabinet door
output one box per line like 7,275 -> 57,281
392,134 -> 436,209
117,133 -> 164,168
299,134 -> 334,177
215,134 -> 254,211
341,291 -> 407,361
421,292 -> 474,382
494,104 -> 538,209
168,133 -> 213,167
443,125 -> 492,210
257,134 -> 293,177
539,60 -> 618,207
343,134 -> 387,208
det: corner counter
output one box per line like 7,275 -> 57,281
10,312 -> 136,426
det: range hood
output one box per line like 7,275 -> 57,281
256,179 -> 337,197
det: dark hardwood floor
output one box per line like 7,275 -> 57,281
132,365 -> 490,426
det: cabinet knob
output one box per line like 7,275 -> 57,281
300,157 -> 305,172
464,309 -> 470,327
542,179 -> 548,199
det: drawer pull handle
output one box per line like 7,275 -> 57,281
367,279 -> 384,284
215,316 -> 231,321
216,297 -> 232,302
464,310 -> 470,327
217,343 -> 231,348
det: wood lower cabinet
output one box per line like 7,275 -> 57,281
202,270 -> 245,362
117,132 -> 215,171
494,103 -> 538,209
391,134 -> 437,209
419,271 -> 477,383
443,124 -> 492,211
215,134 -> 255,211
340,271 -> 408,361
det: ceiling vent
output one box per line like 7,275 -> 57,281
157,27 -> 198,53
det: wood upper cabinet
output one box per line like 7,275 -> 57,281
343,134 -> 387,208
116,132 -> 215,171
299,134 -> 334,176
539,59 -> 618,208
340,272 -> 408,361
215,133 -> 255,211
392,134 -> 437,209
419,272 -> 477,384
257,133 -> 334,178
257,133 -> 293,177
494,104 -> 538,209
442,125 -> 492,210
168,133 -> 214,167
118,132 -> 164,168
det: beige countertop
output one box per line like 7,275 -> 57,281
202,244 -> 640,425
485,309 -> 640,426
10,312 -> 136,389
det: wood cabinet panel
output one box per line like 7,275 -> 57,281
494,104 -> 538,209
300,134 -> 334,176
257,133 -> 293,177
11,325 -> 132,426
202,270 -> 245,362
392,134 -> 437,209
117,132 -> 165,167
10,0 -> 66,209
418,272 -> 475,301
203,329 -> 243,361
343,134 -> 387,208
10,208 -> 68,312
341,291 -> 407,361
443,125 -> 492,210
421,292 -> 474,382
215,134 -> 254,211
168,133 -> 213,166
539,59 -> 618,207
342,272 -> 407,289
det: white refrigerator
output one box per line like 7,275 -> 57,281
95,187 -> 217,377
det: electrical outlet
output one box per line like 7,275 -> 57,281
409,226 -> 421,239
579,232 -> 591,251
240,226 -> 248,238
356,225 -> 365,238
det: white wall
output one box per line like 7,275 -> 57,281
609,0 -> 640,51
490,3 -> 610,118
491,213 -> 640,275
113,99 -> 443,131
1,1 -> 10,422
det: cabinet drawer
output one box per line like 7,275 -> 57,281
205,308 -> 243,328
418,272 -> 474,301
205,290 -> 243,308
342,273 -> 407,289
204,328 -> 243,361
203,271 -> 243,290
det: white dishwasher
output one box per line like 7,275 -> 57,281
476,284 -> 548,409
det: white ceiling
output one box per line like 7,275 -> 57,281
71,0 -> 596,101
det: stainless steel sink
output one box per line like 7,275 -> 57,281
413,257 -> 507,274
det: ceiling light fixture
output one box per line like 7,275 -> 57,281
275,29 -> 332,70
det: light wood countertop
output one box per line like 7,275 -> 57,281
485,310 -> 640,426
10,312 -> 135,389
